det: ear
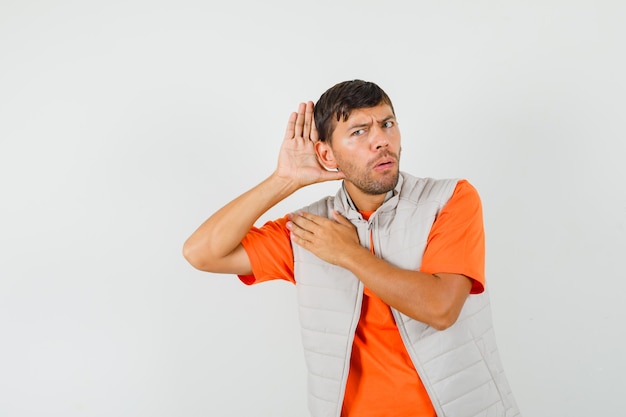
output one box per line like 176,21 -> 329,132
315,141 -> 338,170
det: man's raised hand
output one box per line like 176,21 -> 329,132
275,101 -> 345,188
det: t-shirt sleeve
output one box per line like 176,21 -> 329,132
419,180 -> 486,294
237,215 -> 295,285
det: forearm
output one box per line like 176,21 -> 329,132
183,173 -> 298,271
339,247 -> 471,330
287,210 -> 473,329
184,101 -> 343,273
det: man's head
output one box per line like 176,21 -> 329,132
313,80 -> 401,209
314,80 -> 395,143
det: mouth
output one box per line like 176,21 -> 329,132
373,156 -> 396,171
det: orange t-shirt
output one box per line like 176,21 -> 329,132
239,180 -> 485,416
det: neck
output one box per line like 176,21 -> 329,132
344,182 -> 387,212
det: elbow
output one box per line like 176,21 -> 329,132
402,305 -> 460,331
430,313 -> 459,331
426,305 -> 463,331
182,240 -> 210,271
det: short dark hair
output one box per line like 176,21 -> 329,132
314,80 -> 395,143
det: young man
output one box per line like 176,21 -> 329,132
183,80 -> 520,417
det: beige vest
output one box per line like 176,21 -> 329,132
293,173 -> 520,417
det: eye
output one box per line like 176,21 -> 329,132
352,129 -> 365,136
382,120 -> 394,128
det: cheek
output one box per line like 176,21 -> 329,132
335,156 -> 359,174
390,131 -> 401,145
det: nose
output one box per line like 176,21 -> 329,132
371,125 -> 389,150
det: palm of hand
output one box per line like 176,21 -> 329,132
276,101 -> 343,187
277,137 -> 328,186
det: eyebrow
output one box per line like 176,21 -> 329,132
346,115 -> 396,130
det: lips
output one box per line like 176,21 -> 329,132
373,156 -> 396,171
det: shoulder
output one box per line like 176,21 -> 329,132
297,195 -> 335,217
398,172 -> 460,205
448,179 -> 482,208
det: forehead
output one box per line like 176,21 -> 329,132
339,103 -> 395,125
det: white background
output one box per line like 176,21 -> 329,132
1,1 -> 625,416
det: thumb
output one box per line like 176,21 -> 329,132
320,168 -> 346,182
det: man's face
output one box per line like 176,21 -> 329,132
328,103 -> 401,196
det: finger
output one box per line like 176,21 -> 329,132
290,212 -> 327,235
319,168 -> 346,182
287,212 -> 311,230
294,102 -> 306,139
311,112 -> 319,142
284,111 -> 297,140
289,212 -> 313,232
286,218 -> 314,242
303,101 -> 313,140
289,230 -> 310,248
293,211 -> 327,227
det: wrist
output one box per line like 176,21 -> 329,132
267,172 -> 301,196
336,243 -> 372,270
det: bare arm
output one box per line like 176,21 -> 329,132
182,102 -> 344,275
287,211 -> 472,330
